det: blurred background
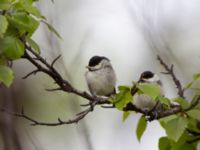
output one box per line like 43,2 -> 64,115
1,0 -> 200,149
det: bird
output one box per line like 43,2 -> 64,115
133,71 -> 164,113
85,56 -> 116,97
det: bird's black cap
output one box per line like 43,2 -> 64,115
88,56 -> 109,67
140,71 -> 154,79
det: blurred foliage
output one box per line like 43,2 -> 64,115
0,0 -> 60,87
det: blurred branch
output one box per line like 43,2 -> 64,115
0,86 -> 23,150
1,99 -> 98,126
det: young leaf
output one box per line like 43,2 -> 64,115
185,73 -> 200,89
157,96 -> 171,107
118,85 -> 131,91
164,116 -> 188,142
26,37 -> 40,54
114,86 -> 132,110
136,115 -> 147,141
41,20 -> 62,39
114,90 -> 132,110
0,36 -> 25,59
173,97 -> 189,109
122,111 -> 130,122
0,0 -> 11,9
185,81 -> 194,89
8,12 -> 39,36
158,137 -> 171,150
159,115 -> 178,128
179,143 -> 196,150
138,83 -> 161,100
0,15 -> 8,36
0,65 -> 14,87
170,131 -> 192,150
193,73 -> 200,80
26,6 -> 45,19
15,0 -> 45,19
187,109 -> 200,121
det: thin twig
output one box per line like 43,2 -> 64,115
157,55 -> 185,98
51,54 -> 61,68
22,69 -> 41,79
0,102 -> 97,126
45,88 -> 62,92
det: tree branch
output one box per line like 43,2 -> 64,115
20,37 -> 97,102
3,37 -> 199,126
157,55 -> 185,98
0,99 -> 99,126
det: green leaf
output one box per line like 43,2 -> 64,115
0,15 -> 8,37
0,36 -> 24,59
8,12 -> 39,36
159,115 -> 178,128
138,83 -> 161,100
185,73 -> 200,89
164,116 -> 188,142
174,97 -> 189,109
122,111 -> 130,122
0,65 -> 14,87
41,20 -> 62,39
185,81 -> 194,89
187,117 -> 200,133
170,131 -> 191,150
136,116 -> 147,141
179,143 -> 196,150
190,87 -> 200,92
158,137 -> 171,150
0,0 -> 11,9
15,0 -> 45,19
26,6 -> 45,19
157,96 -> 171,107
26,37 -> 40,54
118,85 -> 131,91
187,109 -> 200,121
193,73 -> 200,80
0,57 -> 6,65
114,86 -> 132,110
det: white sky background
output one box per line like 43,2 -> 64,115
27,0 -> 200,150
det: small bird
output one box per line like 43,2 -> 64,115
133,71 -> 164,112
85,56 -> 116,97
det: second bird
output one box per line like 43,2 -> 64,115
133,71 -> 164,112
